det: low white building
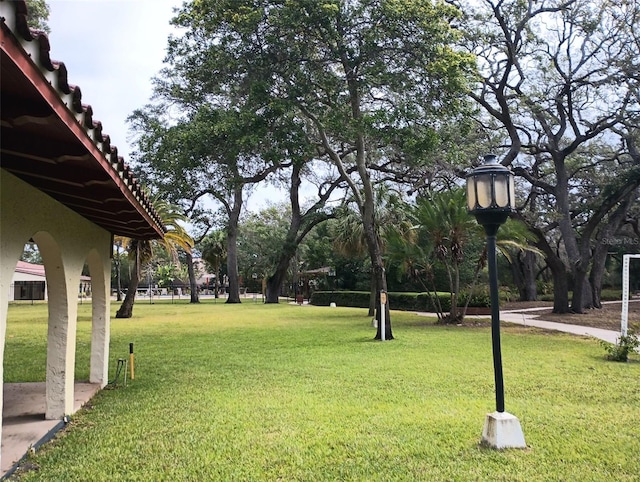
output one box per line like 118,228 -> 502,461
9,261 -> 92,301
10,261 -> 47,301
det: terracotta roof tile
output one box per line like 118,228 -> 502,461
0,0 -> 166,239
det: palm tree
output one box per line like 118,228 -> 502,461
388,188 -> 542,323
200,230 -> 227,298
115,197 -> 194,318
410,188 -> 478,322
333,186 -> 413,320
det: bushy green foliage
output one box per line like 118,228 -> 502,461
600,289 -> 625,302
541,290 -> 624,303
460,290 -> 492,308
310,290 -> 492,311
26,0 -> 50,33
601,329 -> 639,362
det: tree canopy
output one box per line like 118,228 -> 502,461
161,0 -> 473,337
26,0 -> 50,33
453,0 -> 640,312
123,0 -> 639,322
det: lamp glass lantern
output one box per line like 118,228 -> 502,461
466,154 -> 515,232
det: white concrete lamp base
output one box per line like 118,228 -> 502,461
481,411 -> 526,449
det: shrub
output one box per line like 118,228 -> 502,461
537,280 -> 553,296
458,290 -> 492,308
600,289 -> 622,302
309,291 -> 491,311
309,291 -> 370,308
601,329 -> 639,362
539,289 -> 622,303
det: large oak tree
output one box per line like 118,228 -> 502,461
455,0 -> 640,313
164,0 -> 472,338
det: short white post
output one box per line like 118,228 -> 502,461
380,290 -> 387,342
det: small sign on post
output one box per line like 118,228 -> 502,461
380,290 -> 387,341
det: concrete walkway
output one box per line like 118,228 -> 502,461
417,301 -> 637,345
499,306 -> 621,344
2,382 -> 101,478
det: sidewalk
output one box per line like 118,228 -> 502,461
2,383 -> 101,478
499,306 -> 621,344
416,303 -> 627,345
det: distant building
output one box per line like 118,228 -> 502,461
193,257 -> 222,293
9,261 -> 92,301
11,261 -> 46,301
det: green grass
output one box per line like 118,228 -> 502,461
5,301 -> 640,481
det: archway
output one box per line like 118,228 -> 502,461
29,231 -> 75,420
2,235 -> 107,473
1,1 -> 165,469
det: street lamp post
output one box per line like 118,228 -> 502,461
252,273 -> 258,303
328,267 -> 336,307
466,154 -> 526,449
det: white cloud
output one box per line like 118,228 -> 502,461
47,0 -> 182,159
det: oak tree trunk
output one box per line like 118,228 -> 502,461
226,224 -> 241,303
186,252 -> 199,303
226,189 -> 243,304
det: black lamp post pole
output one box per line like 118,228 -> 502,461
485,224 -> 505,413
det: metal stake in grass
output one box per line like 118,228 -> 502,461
129,342 -> 135,380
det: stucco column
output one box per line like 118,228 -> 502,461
0,260 -> 18,470
0,226 -> 28,470
88,249 -> 111,386
43,258 -> 79,419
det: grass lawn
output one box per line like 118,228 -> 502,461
5,301 -> 640,481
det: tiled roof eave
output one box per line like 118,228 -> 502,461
0,0 -> 167,239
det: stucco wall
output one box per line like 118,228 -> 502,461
1,170 -> 112,430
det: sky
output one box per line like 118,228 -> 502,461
47,0 -> 182,160
44,1 -> 302,212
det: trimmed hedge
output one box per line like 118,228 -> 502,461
309,290 -> 491,311
540,289 -> 623,303
311,289 -> 625,309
